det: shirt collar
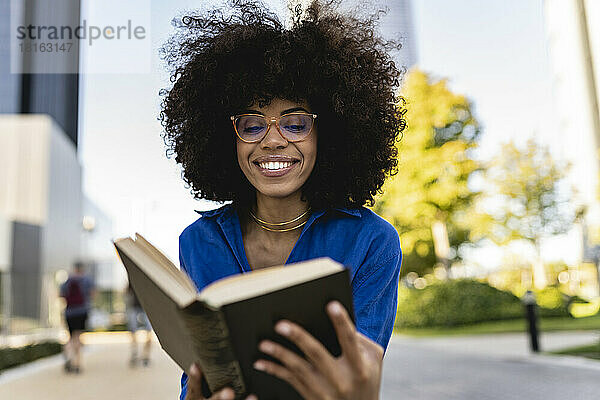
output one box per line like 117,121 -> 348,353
194,205 -> 230,218
195,203 -> 361,272
332,207 -> 362,218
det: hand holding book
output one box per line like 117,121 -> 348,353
184,300 -> 384,400
252,301 -> 384,400
185,362 -> 256,400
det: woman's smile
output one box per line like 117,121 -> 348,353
252,155 -> 301,177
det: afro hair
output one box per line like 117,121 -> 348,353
159,0 -> 407,210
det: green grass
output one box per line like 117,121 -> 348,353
549,342 -> 600,360
0,341 -> 63,372
394,313 -> 600,337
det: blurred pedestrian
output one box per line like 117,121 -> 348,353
126,281 -> 152,367
59,261 -> 95,374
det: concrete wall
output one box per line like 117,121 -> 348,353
0,114 -> 82,323
43,116 -> 82,273
0,115 -> 51,226
42,115 -> 82,325
0,212 -> 11,273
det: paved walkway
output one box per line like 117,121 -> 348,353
392,330 -> 600,358
1,331 -> 598,399
381,331 -> 600,400
0,332 -> 182,400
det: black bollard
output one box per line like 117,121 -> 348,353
522,291 -> 540,352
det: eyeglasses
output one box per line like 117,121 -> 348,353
230,112 -> 317,143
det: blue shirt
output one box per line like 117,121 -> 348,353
178,204 -> 402,399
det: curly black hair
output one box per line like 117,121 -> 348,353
159,0 -> 407,210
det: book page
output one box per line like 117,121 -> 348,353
115,238 -> 196,307
135,233 -> 198,294
114,241 -> 202,371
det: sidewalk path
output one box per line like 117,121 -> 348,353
392,330 -> 600,358
381,331 -> 600,400
0,332 -> 182,400
2,330 -> 599,399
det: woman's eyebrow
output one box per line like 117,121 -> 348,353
280,107 -> 309,115
241,107 -> 310,116
241,109 -> 264,115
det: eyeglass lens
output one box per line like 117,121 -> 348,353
235,114 -> 313,142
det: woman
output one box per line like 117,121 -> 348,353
159,1 -> 407,399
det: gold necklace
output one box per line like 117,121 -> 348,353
249,208 -> 311,232
253,219 -> 308,232
250,208 -> 311,226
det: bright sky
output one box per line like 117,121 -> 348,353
414,0 -> 555,158
80,0 -> 572,269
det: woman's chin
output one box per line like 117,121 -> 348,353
254,185 -> 302,200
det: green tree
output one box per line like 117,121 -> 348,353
471,139 -> 575,289
373,69 -> 482,277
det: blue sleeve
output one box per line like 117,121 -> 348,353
180,373 -> 188,400
179,235 -> 189,400
352,239 -> 402,354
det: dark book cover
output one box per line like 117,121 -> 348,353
184,268 -> 354,400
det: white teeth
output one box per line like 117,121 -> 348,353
258,161 -> 294,170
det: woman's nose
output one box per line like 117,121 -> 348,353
260,119 -> 288,149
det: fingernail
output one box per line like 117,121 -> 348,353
259,341 -> 274,353
275,321 -> 291,336
253,361 -> 265,371
219,388 -> 234,400
190,363 -> 199,376
328,301 -> 342,315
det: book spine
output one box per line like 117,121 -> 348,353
181,302 -> 246,397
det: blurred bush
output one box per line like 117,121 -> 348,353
535,286 -> 570,317
395,279 -> 573,328
0,341 -> 62,371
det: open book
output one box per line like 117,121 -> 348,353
113,234 -> 354,400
